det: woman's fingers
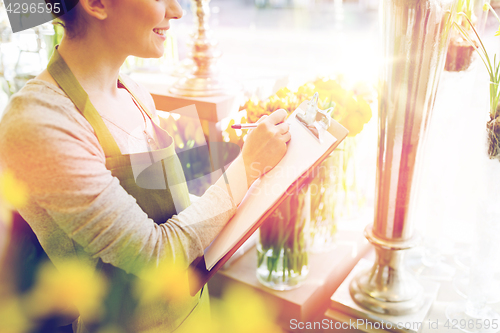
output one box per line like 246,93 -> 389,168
257,115 -> 268,123
267,109 -> 287,125
281,131 -> 292,143
276,122 -> 290,135
241,109 -> 292,185
249,115 -> 268,134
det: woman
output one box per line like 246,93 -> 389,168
0,0 -> 291,332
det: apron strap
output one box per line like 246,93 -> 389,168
47,46 -> 122,157
117,76 -> 158,126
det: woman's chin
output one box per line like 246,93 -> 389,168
151,47 -> 165,59
133,49 -> 164,60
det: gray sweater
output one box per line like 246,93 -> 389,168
0,77 -> 236,277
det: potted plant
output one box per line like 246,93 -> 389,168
454,5 -> 500,159
445,0 -> 485,71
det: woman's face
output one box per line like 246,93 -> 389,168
103,0 -> 183,58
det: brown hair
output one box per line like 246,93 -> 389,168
45,0 -> 85,39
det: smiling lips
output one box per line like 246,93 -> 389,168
153,28 -> 168,37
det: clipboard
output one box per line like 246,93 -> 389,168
188,100 -> 349,296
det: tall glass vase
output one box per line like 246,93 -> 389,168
349,0 -> 458,315
308,153 -> 341,253
256,186 -> 310,291
308,137 -> 358,253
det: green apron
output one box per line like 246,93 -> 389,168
47,47 -> 209,333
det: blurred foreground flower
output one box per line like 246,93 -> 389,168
96,324 -> 126,333
134,259 -> 193,306
26,260 -> 107,321
0,296 -> 32,333
0,197 -> 12,228
0,170 -> 28,209
177,285 -> 280,333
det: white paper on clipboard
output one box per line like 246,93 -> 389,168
204,108 -> 338,270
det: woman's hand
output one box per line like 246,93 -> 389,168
241,109 -> 291,187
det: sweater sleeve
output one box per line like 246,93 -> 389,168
0,86 -> 237,275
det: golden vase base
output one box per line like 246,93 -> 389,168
349,268 -> 424,316
350,225 -> 425,315
169,75 -> 237,97
348,225 -> 426,316
330,258 -> 440,333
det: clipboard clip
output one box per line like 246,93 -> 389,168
296,92 -> 335,143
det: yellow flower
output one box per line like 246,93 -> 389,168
353,81 -> 376,103
243,97 -> 261,111
239,77 -> 372,137
266,94 -> 291,113
495,25 -> 500,36
214,285 -> 279,333
0,296 -> 32,333
313,77 -> 338,91
183,121 -> 196,145
332,104 -> 345,120
96,324 -> 125,333
340,114 -> 365,137
134,259 -> 192,306
275,87 -> 291,99
176,285 -> 280,333
297,82 -> 315,98
317,97 -> 333,111
484,3 -> 489,11
357,96 -> 372,123
345,96 -> 359,114
286,96 -> 300,115
223,119 -> 245,146
195,127 -> 206,146
244,98 -> 268,123
344,96 -> 372,126
26,260 -> 107,321
0,170 -> 28,208
174,132 -> 185,149
175,297 -> 218,333
0,204 -> 12,228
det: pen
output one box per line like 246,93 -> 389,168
231,123 -> 259,129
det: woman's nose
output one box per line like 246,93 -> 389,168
167,0 -> 183,20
